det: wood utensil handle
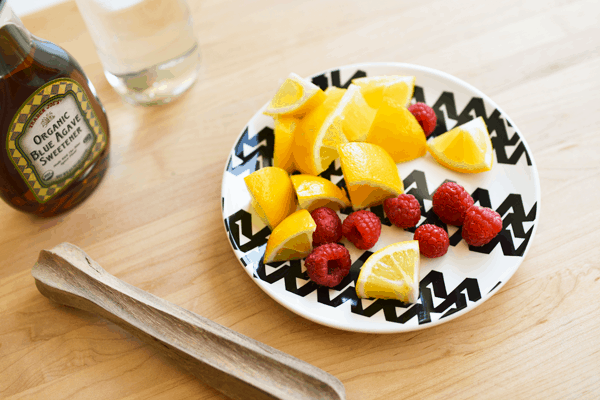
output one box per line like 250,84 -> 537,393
31,243 -> 345,400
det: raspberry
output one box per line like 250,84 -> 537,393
342,210 -> 381,250
413,224 -> 449,258
310,207 -> 343,247
462,206 -> 503,247
432,182 -> 474,226
408,102 -> 437,137
304,243 -> 352,287
383,194 -> 421,229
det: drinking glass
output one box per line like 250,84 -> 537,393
74,0 -> 200,105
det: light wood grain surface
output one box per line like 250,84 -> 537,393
2,0 -> 600,399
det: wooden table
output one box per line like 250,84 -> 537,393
2,0 -> 600,398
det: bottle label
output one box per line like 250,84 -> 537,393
6,78 -> 108,203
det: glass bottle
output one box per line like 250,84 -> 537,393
0,0 -> 110,217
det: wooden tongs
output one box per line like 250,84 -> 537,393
32,243 -> 345,400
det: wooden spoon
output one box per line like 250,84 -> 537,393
31,243 -> 346,400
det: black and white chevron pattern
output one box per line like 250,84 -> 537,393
222,66 -> 538,328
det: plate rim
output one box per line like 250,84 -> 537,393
221,62 -> 541,333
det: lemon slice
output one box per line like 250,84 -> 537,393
335,84 -> 376,142
427,116 -> 494,173
294,88 -> 349,175
352,75 -> 416,108
264,209 -> 316,263
273,116 -> 298,173
244,167 -> 298,229
324,86 -> 347,100
356,240 -> 420,303
291,174 -> 351,212
263,73 -> 326,117
337,142 -> 404,210
366,98 -> 427,163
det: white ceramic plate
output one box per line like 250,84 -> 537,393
221,63 -> 540,333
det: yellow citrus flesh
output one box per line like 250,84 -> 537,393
263,73 -> 326,117
294,88 -> 349,175
324,86 -> 347,101
264,209 -> 316,263
244,167 -> 298,229
335,84 -> 376,142
352,75 -> 416,108
366,98 -> 427,163
427,116 -> 494,173
273,117 -> 299,173
290,174 -> 351,212
337,142 -> 404,210
356,240 -> 420,303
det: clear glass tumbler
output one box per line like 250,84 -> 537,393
74,0 -> 200,105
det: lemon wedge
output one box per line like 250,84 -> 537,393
356,240 -> 420,303
336,84 -> 376,142
244,167 -> 298,229
273,116 -> 298,173
366,98 -> 427,163
352,75 -> 416,108
294,87 -> 349,175
291,174 -> 351,212
427,116 -> 494,173
264,209 -> 316,263
263,73 -> 326,117
337,142 -> 404,210
323,86 -> 347,101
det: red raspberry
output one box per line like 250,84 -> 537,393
304,243 -> 352,287
310,207 -> 343,247
383,194 -> 421,229
462,206 -> 503,247
432,182 -> 474,226
342,210 -> 381,250
413,224 -> 449,258
408,102 -> 437,137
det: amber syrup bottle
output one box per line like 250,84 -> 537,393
0,0 -> 110,217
